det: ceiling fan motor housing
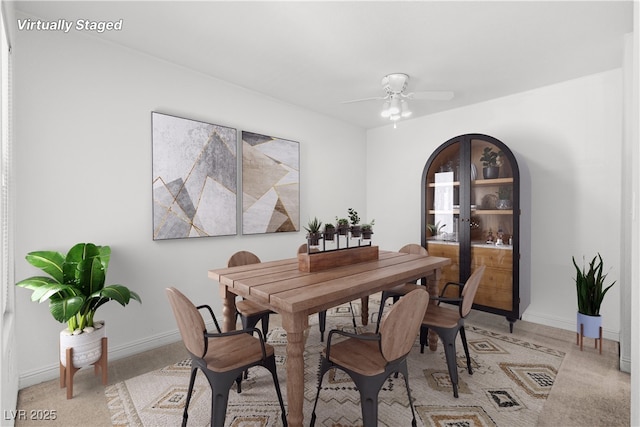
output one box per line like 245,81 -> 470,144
382,73 -> 410,94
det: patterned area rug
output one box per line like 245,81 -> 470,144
106,300 -> 565,427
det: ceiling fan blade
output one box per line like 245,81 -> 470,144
341,95 -> 387,104
406,91 -> 455,101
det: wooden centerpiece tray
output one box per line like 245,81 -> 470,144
297,245 -> 379,272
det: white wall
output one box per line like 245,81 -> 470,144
13,18 -> 366,387
366,70 -> 623,339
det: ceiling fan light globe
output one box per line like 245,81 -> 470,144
400,100 -> 413,118
401,100 -> 412,117
381,101 -> 391,117
389,98 -> 401,115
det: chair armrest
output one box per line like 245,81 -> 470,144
204,327 -> 268,360
197,304 -> 222,333
432,296 -> 463,304
440,281 -> 465,298
325,330 -> 380,361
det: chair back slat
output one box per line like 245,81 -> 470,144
228,251 -> 261,267
166,287 -> 207,358
380,289 -> 429,361
399,243 -> 429,256
460,265 -> 486,318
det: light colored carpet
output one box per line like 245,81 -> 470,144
105,301 -> 566,427
14,296 -> 629,427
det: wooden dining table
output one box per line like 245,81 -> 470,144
208,249 -> 451,427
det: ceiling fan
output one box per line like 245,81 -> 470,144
342,73 -> 454,124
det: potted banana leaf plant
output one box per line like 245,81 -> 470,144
16,243 -> 141,369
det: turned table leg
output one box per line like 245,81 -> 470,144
282,313 -> 308,427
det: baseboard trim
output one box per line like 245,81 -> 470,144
521,310 -> 620,342
18,328 -> 183,389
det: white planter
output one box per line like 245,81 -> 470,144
59,321 -> 106,368
576,312 -> 601,339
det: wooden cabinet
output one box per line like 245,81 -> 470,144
421,134 -> 528,331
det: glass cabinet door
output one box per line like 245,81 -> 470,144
468,137 -> 516,313
424,139 -> 463,291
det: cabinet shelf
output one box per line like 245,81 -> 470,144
474,209 -> 513,215
428,209 -> 513,215
428,177 -> 513,187
473,177 -> 513,186
428,181 -> 460,188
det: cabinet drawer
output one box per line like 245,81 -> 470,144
471,246 -> 512,270
426,243 -> 460,292
475,268 -> 513,311
427,242 -> 458,259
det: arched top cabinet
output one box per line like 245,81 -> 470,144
421,133 -> 528,330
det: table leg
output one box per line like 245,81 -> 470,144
426,269 -> 442,351
219,284 -> 237,332
360,296 -> 369,326
281,313 -> 308,427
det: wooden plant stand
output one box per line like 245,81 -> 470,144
576,323 -> 602,354
59,337 -> 108,399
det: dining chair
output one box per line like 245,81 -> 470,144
298,244 -> 331,341
298,244 -> 358,340
165,287 -> 287,427
232,248 -> 336,343
419,264 -> 486,398
228,251 -> 273,337
310,289 -> 429,427
375,243 -> 429,333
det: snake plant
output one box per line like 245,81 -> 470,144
572,253 -> 615,316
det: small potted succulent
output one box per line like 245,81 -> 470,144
361,219 -> 375,240
427,221 -> 446,239
496,185 -> 512,209
304,217 -> 323,246
480,146 -> 503,179
336,217 -> 350,236
347,208 -> 361,238
323,222 -> 336,241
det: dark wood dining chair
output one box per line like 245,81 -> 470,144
419,265 -> 486,397
310,289 -> 429,427
165,287 -> 287,427
375,243 -> 429,333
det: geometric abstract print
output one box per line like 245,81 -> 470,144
242,131 -> 299,234
152,112 -> 237,240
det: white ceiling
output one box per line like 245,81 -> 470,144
11,1 -> 634,129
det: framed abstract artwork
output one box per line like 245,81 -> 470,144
152,112 -> 237,240
242,131 -> 299,234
